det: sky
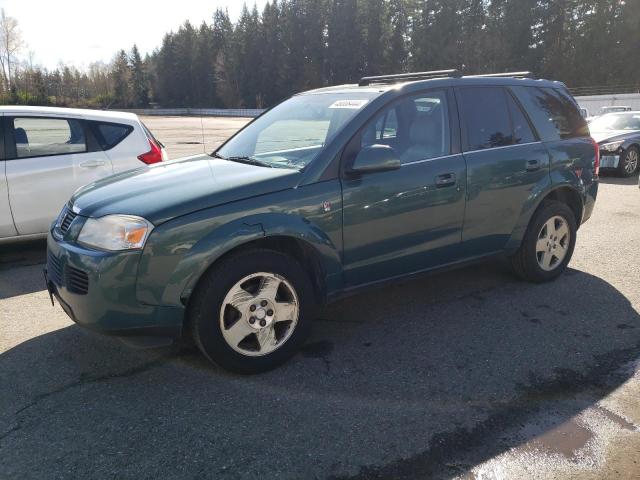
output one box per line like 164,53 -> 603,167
0,0 -> 268,70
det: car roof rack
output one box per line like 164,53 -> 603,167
467,71 -> 534,79
358,69 -> 461,86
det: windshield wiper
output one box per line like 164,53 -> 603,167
220,155 -> 274,168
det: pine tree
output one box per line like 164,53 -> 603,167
234,4 -> 263,107
327,0 -> 364,84
386,0 -> 409,74
361,0 -> 387,76
193,22 -> 218,107
129,44 -> 149,107
212,8 -> 238,107
260,1 -> 288,105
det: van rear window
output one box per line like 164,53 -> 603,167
91,122 -> 133,150
510,86 -> 588,141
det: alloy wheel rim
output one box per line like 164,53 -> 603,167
536,215 -> 570,272
624,149 -> 638,174
219,272 -> 299,356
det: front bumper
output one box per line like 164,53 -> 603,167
46,232 -> 185,344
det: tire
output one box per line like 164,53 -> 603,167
510,200 -> 577,283
189,249 -> 315,374
618,146 -> 639,177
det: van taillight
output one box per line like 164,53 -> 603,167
590,137 -> 600,176
138,137 -> 163,165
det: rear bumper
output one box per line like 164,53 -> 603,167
46,233 -> 185,344
581,180 -> 598,225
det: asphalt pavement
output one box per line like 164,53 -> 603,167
1,118 -> 639,479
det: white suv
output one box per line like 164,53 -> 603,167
0,106 -> 167,242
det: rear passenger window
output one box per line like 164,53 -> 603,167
506,93 -> 537,144
13,117 -> 86,159
92,122 -> 133,150
458,87 -> 512,151
510,86 -> 589,141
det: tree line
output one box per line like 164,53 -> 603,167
3,0 -> 640,109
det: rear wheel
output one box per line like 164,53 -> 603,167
189,249 -> 314,374
510,201 -> 577,283
618,146 -> 639,177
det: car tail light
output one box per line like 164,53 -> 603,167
590,137 -> 600,176
138,137 -> 163,165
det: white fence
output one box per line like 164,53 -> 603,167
125,108 -> 265,118
123,93 -> 640,119
575,93 -> 640,116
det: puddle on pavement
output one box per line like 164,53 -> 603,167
520,417 -> 594,459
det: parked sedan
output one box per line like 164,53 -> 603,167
589,112 -> 640,177
0,106 -> 167,242
601,106 -> 632,114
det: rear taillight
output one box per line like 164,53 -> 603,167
590,137 -> 600,176
138,137 -> 163,165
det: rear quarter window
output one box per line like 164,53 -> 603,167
90,122 -> 133,150
510,86 -> 588,141
458,86 -> 513,151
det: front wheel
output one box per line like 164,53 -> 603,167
189,249 -> 314,373
510,200 -> 577,283
618,146 -> 639,177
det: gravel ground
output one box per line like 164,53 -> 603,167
1,117 -> 639,479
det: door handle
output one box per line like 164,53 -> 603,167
526,159 -> 541,172
435,173 -> 456,187
79,160 -> 106,168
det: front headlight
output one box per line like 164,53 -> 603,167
77,215 -> 154,251
600,140 -> 624,152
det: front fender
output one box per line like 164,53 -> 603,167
168,213 -> 342,305
259,213 -> 344,294
136,181 -> 344,307
136,214 -> 266,306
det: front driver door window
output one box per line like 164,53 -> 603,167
341,89 -> 467,286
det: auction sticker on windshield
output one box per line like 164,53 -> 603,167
329,99 -> 369,109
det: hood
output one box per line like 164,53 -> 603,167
590,129 -> 640,144
71,155 -> 302,224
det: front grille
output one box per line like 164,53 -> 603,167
66,266 -> 89,295
59,208 -> 78,234
47,252 -> 63,286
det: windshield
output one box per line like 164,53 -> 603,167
589,113 -> 640,132
216,92 -> 378,169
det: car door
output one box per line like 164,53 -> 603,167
341,89 -> 467,287
456,86 -> 550,256
4,115 -> 113,235
0,114 -> 19,239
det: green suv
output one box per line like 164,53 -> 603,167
46,71 -> 599,373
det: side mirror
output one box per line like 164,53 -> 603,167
349,144 -> 401,174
